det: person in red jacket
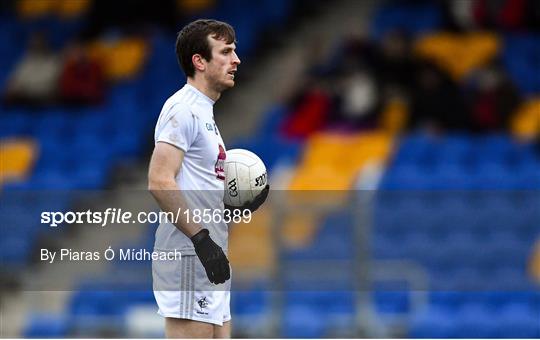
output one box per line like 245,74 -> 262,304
59,42 -> 106,106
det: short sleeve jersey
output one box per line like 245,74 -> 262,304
153,84 -> 227,255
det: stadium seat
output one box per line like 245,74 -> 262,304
16,0 -> 56,18
454,304 -> 498,338
495,303 -> 540,337
283,305 -> 326,338
56,0 -> 90,18
69,291 -> 127,316
0,235 -> 33,265
228,208 -> 275,276
87,38 -> 149,81
290,132 -> 393,190
232,289 -> 269,316
511,98 -> 540,138
370,3 -> 441,40
0,112 -> 30,138
256,105 -> 289,138
374,291 -> 410,315
24,313 -> 69,338
229,135 -> 303,171
414,32 -> 500,80
409,307 -> 458,338
0,138 -> 37,184
502,35 -> 540,95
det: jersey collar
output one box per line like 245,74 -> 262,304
184,83 -> 216,106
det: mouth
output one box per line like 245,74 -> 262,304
227,70 -> 236,80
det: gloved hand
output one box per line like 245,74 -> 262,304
225,184 -> 270,213
190,229 -> 230,284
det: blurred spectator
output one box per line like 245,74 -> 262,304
466,64 -> 520,132
282,72 -> 332,139
59,42 -> 106,105
407,61 -> 468,132
375,30 -> 415,96
330,66 -> 381,130
443,0 -> 540,31
329,35 -> 381,130
373,30 -> 415,134
473,0 -> 527,31
442,0 -> 476,31
4,32 -> 61,107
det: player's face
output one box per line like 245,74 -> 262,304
205,36 -> 240,91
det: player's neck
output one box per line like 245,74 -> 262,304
187,78 -> 220,102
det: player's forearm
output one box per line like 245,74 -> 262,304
148,179 -> 202,238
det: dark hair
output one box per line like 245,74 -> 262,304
176,19 -> 236,78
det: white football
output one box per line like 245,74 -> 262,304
223,149 -> 267,207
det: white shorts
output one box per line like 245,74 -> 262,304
152,254 -> 231,326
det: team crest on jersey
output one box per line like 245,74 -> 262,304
214,144 -> 226,180
197,297 -> 208,309
195,296 -> 209,315
206,121 -> 219,135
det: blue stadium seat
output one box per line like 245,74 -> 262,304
69,291 -> 127,316
0,235 -> 33,265
409,307 -> 458,338
284,213 -> 354,261
229,135 -> 303,171
370,3 -> 442,40
256,105 -> 288,137
0,111 -> 30,137
374,291 -> 409,314
24,314 -> 69,338
232,290 -> 269,316
285,291 -> 354,315
495,303 -> 540,337
502,34 -> 540,95
454,304 -> 498,338
283,305 -> 326,338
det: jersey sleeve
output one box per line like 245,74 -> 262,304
155,104 -> 198,152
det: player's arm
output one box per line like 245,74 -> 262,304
148,141 -> 201,237
148,142 -> 230,284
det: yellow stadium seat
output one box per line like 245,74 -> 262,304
511,98 -> 540,140
17,0 -> 57,18
289,132 -> 394,190
229,208 -> 274,277
380,98 -> 407,135
0,139 -> 37,184
414,32 -> 500,80
17,0 -> 90,18
529,240 -> 540,283
87,38 -> 149,80
177,0 -> 215,13
282,212 -> 318,248
56,0 -> 90,17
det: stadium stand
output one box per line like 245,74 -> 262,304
1,0 -> 539,338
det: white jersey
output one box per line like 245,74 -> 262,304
153,83 -> 227,255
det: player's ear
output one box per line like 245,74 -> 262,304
192,54 -> 205,72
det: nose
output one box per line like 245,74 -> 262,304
232,51 -> 241,65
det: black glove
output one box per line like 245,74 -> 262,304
191,229 -> 230,284
225,184 -> 270,213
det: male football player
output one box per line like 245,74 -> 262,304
148,19 -> 268,338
